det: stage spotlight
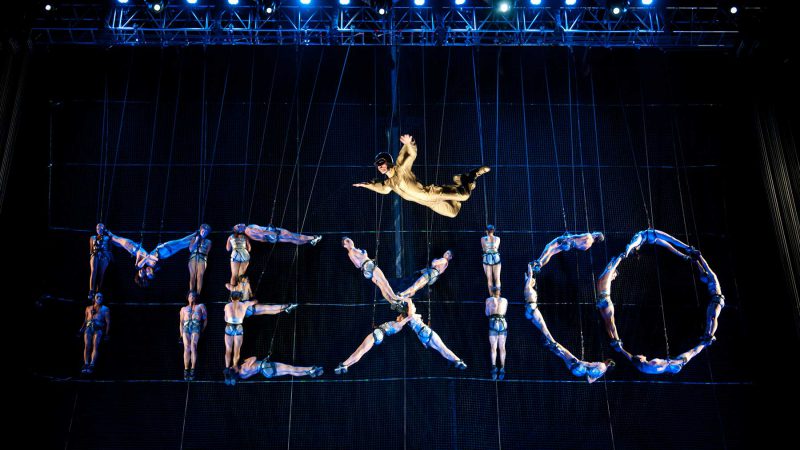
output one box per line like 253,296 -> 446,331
730,6 -> 738,14
339,0 -> 351,4
565,0 -> 577,6
227,0 -> 239,5
641,0 -> 653,5
498,1 -> 510,13
44,4 -> 53,11
146,1 -> 165,13
186,0 -> 198,5
300,0 -> 312,5
607,1 -> 628,16
413,0 -> 425,6
378,7 -> 386,14
117,0 -> 130,4
455,0 -> 466,5
530,0 -> 542,5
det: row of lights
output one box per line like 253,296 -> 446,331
40,1 -> 737,14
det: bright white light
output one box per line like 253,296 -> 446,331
153,3 -> 162,11
612,6 -> 620,14
339,0 -> 351,4
117,0 -> 129,4
530,0 -> 542,5
45,4 -> 52,11
642,0 -> 653,5
414,0 -> 425,6
455,0 -> 466,5
186,0 -> 198,5
730,6 -> 738,14
498,2 -> 510,13
227,0 -> 239,5
300,0 -> 312,5
565,0 -> 577,6
378,7 -> 386,14
266,6 -> 274,13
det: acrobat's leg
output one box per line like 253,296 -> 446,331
426,329 -> 460,363
483,264 -> 494,296
154,234 -> 194,260
195,261 -> 207,294
229,261 -> 241,286
250,304 -> 293,316
489,333 -> 498,367
371,268 -> 402,302
676,342 -> 707,365
596,295 -> 622,346
83,331 -> 92,365
653,230 -> 694,255
90,332 -> 103,366
429,200 -> 461,218
274,362 -> 319,377
398,275 -> 428,298
339,333 -> 377,369
492,263 -> 502,292
190,333 -> 200,369
182,332 -> 192,370
233,335 -> 243,368
623,232 -> 645,258
704,295 -> 725,340
188,259 -> 198,292
237,261 -> 249,279
276,228 -> 315,245
90,255 -> 110,292
224,334 -> 234,368
497,333 -> 507,368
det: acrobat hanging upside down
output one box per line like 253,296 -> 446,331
353,134 -> 490,218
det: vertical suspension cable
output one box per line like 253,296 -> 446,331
566,52 -> 585,359
102,52 -> 134,223
199,58 -> 231,222
248,47 -> 281,224
543,57 -> 569,231
519,53 -> 536,257
589,66 -> 617,450
471,48 -> 489,226
95,75 -> 108,222
138,52 -> 164,241
239,48 -> 257,220
158,53 -> 183,242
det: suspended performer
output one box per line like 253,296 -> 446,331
523,263 -> 614,383
693,251 -> 725,345
596,254 -> 625,352
353,134 -> 490,218
226,275 -> 253,301
334,297 -> 467,374
481,224 -> 502,296
617,342 -> 709,375
179,291 -> 207,381
188,224 -> 212,294
231,357 -> 323,385
79,292 -> 111,375
222,291 -> 297,385
342,237 -> 404,302
109,230 -> 196,287
397,250 -> 453,298
486,287 -> 508,380
244,223 -> 321,246
226,224 -> 251,288
530,231 -> 605,274
88,223 -> 113,301
623,229 -> 695,260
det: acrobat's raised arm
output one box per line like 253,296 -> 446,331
395,134 -> 417,169
353,179 -> 392,194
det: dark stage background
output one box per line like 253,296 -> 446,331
6,43 -> 798,449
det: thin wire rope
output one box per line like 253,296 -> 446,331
371,48 -> 386,329
239,48 -> 256,220
492,48 -> 503,450
589,64 -> 617,450
158,56 -> 183,241
197,53 -> 207,225
199,59 -> 231,221
138,53 -> 164,241
299,46 -> 351,232
471,48 -> 489,226
519,53 -> 536,257
95,75 -> 108,222
637,71 -> 671,358
543,57 -> 570,231
102,53 -> 133,222
567,53 -> 586,359
421,46 -> 432,325
247,48 -> 282,223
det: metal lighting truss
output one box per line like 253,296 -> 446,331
30,4 -> 757,48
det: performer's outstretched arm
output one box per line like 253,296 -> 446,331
395,134 -> 417,169
353,179 -> 392,194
